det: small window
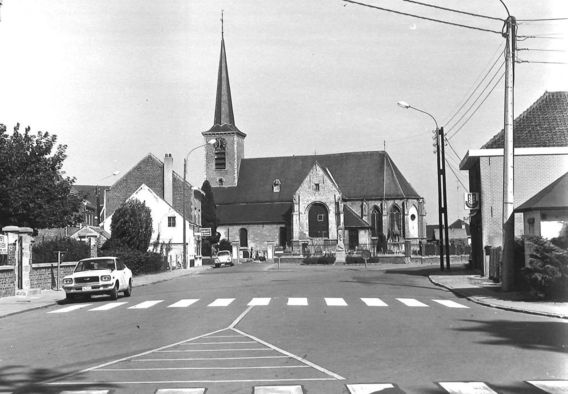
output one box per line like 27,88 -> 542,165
218,178 -> 224,186
410,214 -> 416,221
168,216 -> 176,227
314,183 -> 320,191
214,138 -> 227,170
317,214 -> 325,222
273,179 -> 281,193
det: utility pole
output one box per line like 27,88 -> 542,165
440,127 -> 451,270
501,15 -> 516,291
434,128 -> 445,271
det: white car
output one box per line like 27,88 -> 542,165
62,257 -> 133,301
214,250 -> 233,268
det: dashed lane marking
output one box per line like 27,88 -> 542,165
439,381 -> 498,393
346,383 -> 397,393
128,300 -> 164,309
89,302 -> 128,311
208,298 -> 235,307
48,304 -> 93,313
360,298 -> 388,307
527,380 -> 568,393
168,299 -> 199,308
433,300 -> 470,309
155,389 -> 205,394
396,298 -> 429,307
325,298 -> 348,306
60,390 -> 109,394
254,385 -> 304,394
287,297 -> 308,306
248,297 -> 271,306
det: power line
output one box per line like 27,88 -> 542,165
445,159 -> 468,190
342,0 -> 502,34
401,0 -> 503,21
517,59 -> 568,65
442,43 -> 504,126
445,61 -> 505,134
518,17 -> 568,22
518,48 -> 567,53
447,72 -> 505,140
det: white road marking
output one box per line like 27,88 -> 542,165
98,366 -> 309,371
433,299 -> 469,309
325,298 -> 347,306
135,356 -> 289,362
155,389 -> 205,394
208,298 -> 235,307
346,383 -> 395,393
60,390 -> 109,394
157,348 -> 270,353
89,302 -> 128,311
288,297 -> 308,306
439,381 -> 498,393
48,304 -> 93,313
181,341 -> 255,345
53,378 -> 335,385
254,385 -> 304,394
128,300 -> 163,309
248,297 -> 271,306
397,298 -> 429,307
360,298 -> 388,307
168,299 -> 199,308
527,380 -> 568,393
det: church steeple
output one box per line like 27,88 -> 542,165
203,12 -> 246,188
214,35 -> 235,127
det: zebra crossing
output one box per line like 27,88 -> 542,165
51,380 -> 568,393
48,297 -> 471,314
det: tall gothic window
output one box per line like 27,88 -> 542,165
388,205 -> 402,240
239,228 -> 248,247
370,206 -> 382,237
214,138 -> 227,170
308,203 -> 329,238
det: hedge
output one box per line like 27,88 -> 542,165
100,246 -> 164,276
302,255 -> 336,265
345,255 -> 381,264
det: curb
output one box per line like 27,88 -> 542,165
428,277 -> 568,320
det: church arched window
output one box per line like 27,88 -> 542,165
388,205 -> 402,241
370,206 -> 382,237
214,138 -> 226,170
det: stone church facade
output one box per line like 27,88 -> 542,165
202,32 -> 426,258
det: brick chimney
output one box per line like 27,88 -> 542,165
164,154 -> 173,205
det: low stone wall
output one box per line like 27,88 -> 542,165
29,262 -> 76,290
0,266 -> 16,298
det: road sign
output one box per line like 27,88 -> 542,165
200,227 -> 211,237
274,247 -> 284,255
0,235 -> 7,255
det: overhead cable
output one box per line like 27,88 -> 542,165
447,72 -> 505,140
446,62 -> 505,134
401,0 -> 503,21
342,0 -> 502,34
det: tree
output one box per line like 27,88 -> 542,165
0,123 -> 83,230
109,199 -> 153,252
201,180 -> 219,243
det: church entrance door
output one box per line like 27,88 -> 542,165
308,203 -> 329,238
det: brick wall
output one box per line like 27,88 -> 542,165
219,224 -> 281,253
29,262 -> 76,290
0,266 -> 16,297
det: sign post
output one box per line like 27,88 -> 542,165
361,249 -> 371,270
274,247 -> 284,270
200,227 -> 212,237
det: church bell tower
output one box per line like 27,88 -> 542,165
202,13 -> 246,188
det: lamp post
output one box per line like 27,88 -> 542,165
182,139 -> 216,268
97,171 -> 120,226
397,101 -> 450,271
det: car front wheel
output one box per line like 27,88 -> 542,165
110,282 -> 119,300
124,279 -> 132,297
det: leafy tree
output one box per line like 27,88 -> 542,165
109,199 -> 153,252
200,180 -> 220,258
0,123 -> 83,230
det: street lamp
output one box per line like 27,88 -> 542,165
397,101 -> 450,271
97,171 -> 120,225
182,139 -> 216,268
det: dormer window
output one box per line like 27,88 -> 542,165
314,183 -> 320,192
273,179 -> 281,193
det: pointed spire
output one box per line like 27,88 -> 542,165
213,11 -> 235,128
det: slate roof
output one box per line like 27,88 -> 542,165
344,204 -> 370,228
482,91 -> 568,149
516,172 -> 568,212
213,151 -> 421,205
216,202 -> 292,225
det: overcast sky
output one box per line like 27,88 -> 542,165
1,0 -> 566,224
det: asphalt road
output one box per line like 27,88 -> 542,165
1,262 -> 566,394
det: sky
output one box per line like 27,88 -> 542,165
0,0 -> 567,224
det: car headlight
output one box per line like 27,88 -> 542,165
101,275 -> 112,282
62,278 -> 73,285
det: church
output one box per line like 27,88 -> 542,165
201,30 -> 427,259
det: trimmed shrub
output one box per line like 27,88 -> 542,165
100,246 -> 163,276
345,255 -> 381,264
32,237 -> 90,264
521,236 -> 568,300
218,239 -> 232,252
302,255 -> 336,265
110,199 -> 153,252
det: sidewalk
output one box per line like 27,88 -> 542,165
429,271 -> 568,319
0,265 -> 211,319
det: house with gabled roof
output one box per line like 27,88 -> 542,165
199,30 -> 426,257
102,153 -> 204,266
460,91 -> 568,271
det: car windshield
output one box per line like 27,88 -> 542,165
75,259 -> 116,272
218,251 -> 230,255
